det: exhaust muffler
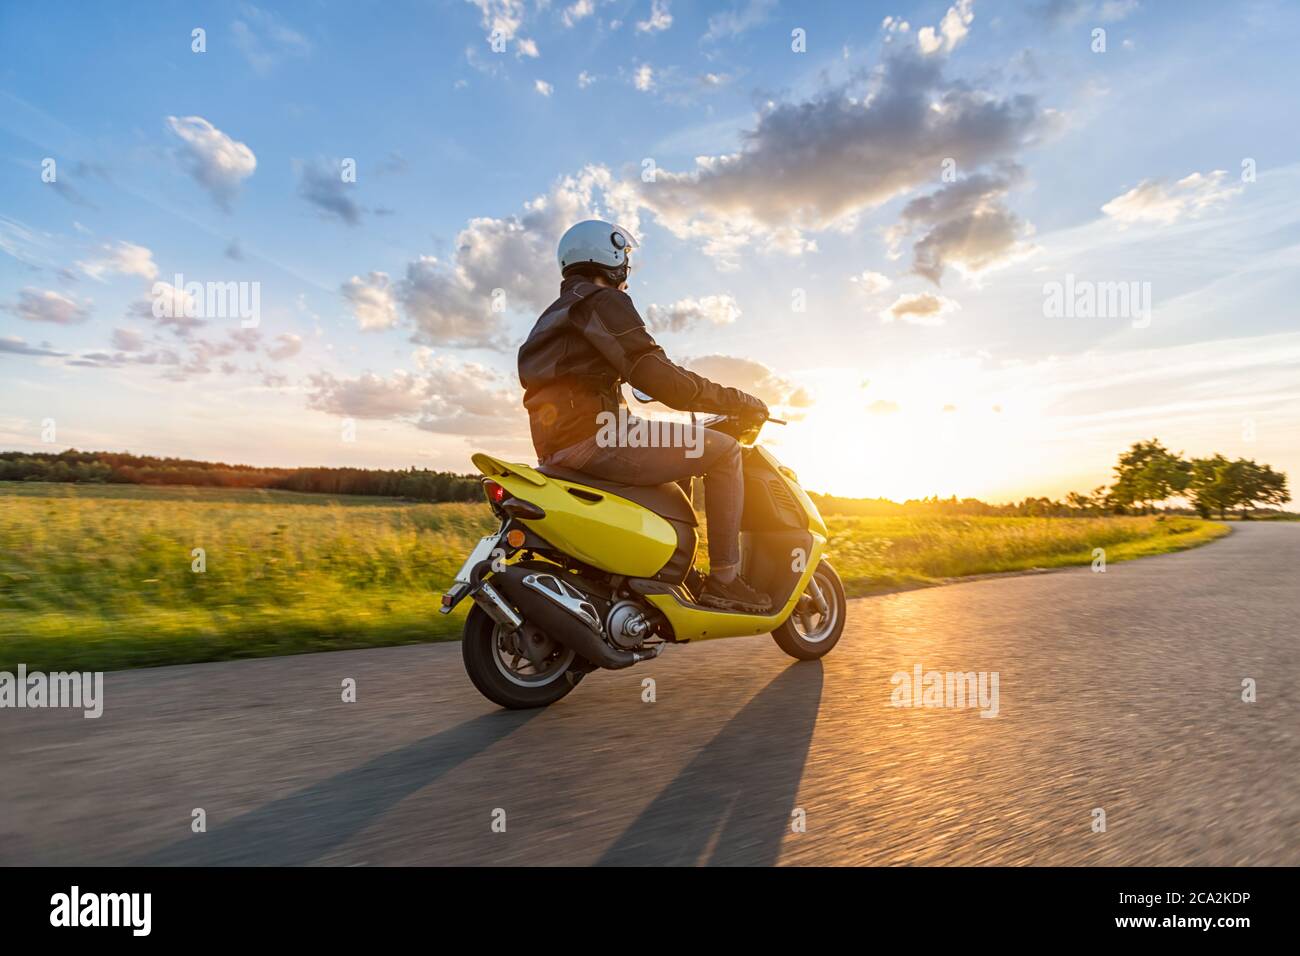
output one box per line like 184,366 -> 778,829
490,566 -> 660,670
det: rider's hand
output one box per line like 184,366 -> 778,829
735,391 -> 769,423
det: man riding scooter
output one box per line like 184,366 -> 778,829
517,219 -> 773,613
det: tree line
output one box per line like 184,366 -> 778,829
1083,439 -> 1290,519
2,442 -> 1291,517
0,449 -> 483,502
811,439 -> 1289,519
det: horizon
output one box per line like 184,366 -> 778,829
4,1 -> 1299,500
6,439 -> 1290,511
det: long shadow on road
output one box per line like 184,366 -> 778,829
137,710 -> 538,866
598,661 -> 823,866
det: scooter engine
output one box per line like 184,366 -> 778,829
605,600 -> 652,650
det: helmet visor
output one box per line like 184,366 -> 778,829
610,225 -> 638,252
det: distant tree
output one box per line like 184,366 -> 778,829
1187,455 -> 1236,519
1110,439 -> 1191,513
1234,459 -> 1291,517
1187,456 -> 1291,519
0,449 -> 481,503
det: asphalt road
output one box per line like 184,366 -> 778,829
2,522 -> 1296,866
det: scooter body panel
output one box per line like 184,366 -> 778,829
646,532 -> 826,641
471,453 -> 677,577
471,440 -> 829,641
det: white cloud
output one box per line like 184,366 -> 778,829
577,70 -> 595,88
646,294 -> 741,333
77,241 -> 158,281
637,0 -> 672,33
341,272 -> 400,331
535,79 -> 553,96
633,63 -> 654,91
335,166 -> 639,348
1101,170 -> 1243,225
0,335 -> 67,357
4,288 -> 91,325
917,0 -> 974,56
637,48 -> 1049,266
851,271 -> 893,294
466,0 -> 537,57
306,356 -> 525,435
395,255 -> 506,347
563,0 -> 594,27
880,292 -> 961,325
686,354 -> 813,409
343,166 -> 639,348
132,281 -> 203,335
266,333 -> 303,360
110,327 -> 146,351
166,115 -> 257,211
887,167 -> 1036,283
1,332 -> 67,356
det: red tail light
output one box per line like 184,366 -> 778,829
483,479 -> 507,505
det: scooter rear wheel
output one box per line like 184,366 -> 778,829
461,604 -> 584,709
772,560 -> 847,660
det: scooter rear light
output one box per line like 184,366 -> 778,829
483,479 -> 507,505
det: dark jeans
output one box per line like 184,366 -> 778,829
541,424 -> 743,573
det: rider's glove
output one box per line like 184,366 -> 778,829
735,391 -> 769,423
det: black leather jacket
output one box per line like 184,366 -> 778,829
518,277 -> 758,458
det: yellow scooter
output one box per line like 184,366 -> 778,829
442,412 -> 846,709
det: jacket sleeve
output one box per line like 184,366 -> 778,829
577,288 -> 753,414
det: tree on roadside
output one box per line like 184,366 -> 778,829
1187,455 -> 1237,519
1110,439 -> 1192,513
1233,459 -> 1291,517
1187,456 -> 1291,519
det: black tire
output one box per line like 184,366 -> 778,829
772,560 -> 847,660
461,604 -> 584,709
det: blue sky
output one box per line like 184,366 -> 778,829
2,0 -> 1298,499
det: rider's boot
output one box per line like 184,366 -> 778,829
700,572 -> 773,613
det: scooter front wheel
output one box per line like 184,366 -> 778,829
461,604 -> 584,709
772,560 -> 847,660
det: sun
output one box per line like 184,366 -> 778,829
769,359 -> 1054,501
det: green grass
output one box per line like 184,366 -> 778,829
0,482 -> 496,672
822,513 -> 1230,597
0,482 -> 1229,672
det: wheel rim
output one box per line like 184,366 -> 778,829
490,624 -> 575,688
792,569 -> 839,644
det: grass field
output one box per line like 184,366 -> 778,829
0,482 -> 1229,672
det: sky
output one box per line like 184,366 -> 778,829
2,0 -> 1298,501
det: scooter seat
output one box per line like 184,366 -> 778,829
537,464 -> 698,526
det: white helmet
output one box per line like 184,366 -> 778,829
557,219 -> 639,282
